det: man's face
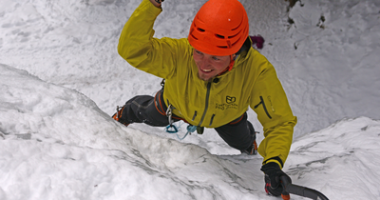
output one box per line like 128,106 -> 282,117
193,49 -> 231,81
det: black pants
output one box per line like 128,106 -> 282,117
119,90 -> 255,151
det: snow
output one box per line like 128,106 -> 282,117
1,0 -> 380,199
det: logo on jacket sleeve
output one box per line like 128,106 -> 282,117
226,96 -> 236,104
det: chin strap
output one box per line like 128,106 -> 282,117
218,55 -> 236,76
228,55 -> 236,71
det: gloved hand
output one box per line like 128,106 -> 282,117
260,162 -> 292,196
150,0 -> 164,7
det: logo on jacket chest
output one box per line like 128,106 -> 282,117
215,96 -> 238,110
226,96 -> 236,104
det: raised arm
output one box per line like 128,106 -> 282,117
118,0 -> 181,79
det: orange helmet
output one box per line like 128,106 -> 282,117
188,0 -> 249,56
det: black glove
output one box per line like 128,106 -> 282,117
260,162 -> 292,196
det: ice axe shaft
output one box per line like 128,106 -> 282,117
280,176 -> 329,200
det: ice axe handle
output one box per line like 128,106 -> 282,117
280,176 -> 329,200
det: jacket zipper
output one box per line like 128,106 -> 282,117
198,82 -> 212,126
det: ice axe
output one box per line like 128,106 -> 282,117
279,175 -> 329,200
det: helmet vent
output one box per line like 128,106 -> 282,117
215,34 -> 225,39
231,39 -> 239,46
191,35 -> 198,40
228,31 -> 240,39
197,28 -> 205,32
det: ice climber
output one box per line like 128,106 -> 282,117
112,0 -> 297,196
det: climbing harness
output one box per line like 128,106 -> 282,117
162,78 -> 203,140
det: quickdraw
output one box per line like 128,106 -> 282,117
165,104 -> 200,140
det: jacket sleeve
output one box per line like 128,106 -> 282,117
117,0 -> 180,79
250,59 -> 297,168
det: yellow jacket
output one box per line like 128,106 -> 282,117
118,0 -> 297,167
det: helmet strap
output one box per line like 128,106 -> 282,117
217,55 -> 236,76
228,55 -> 236,71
